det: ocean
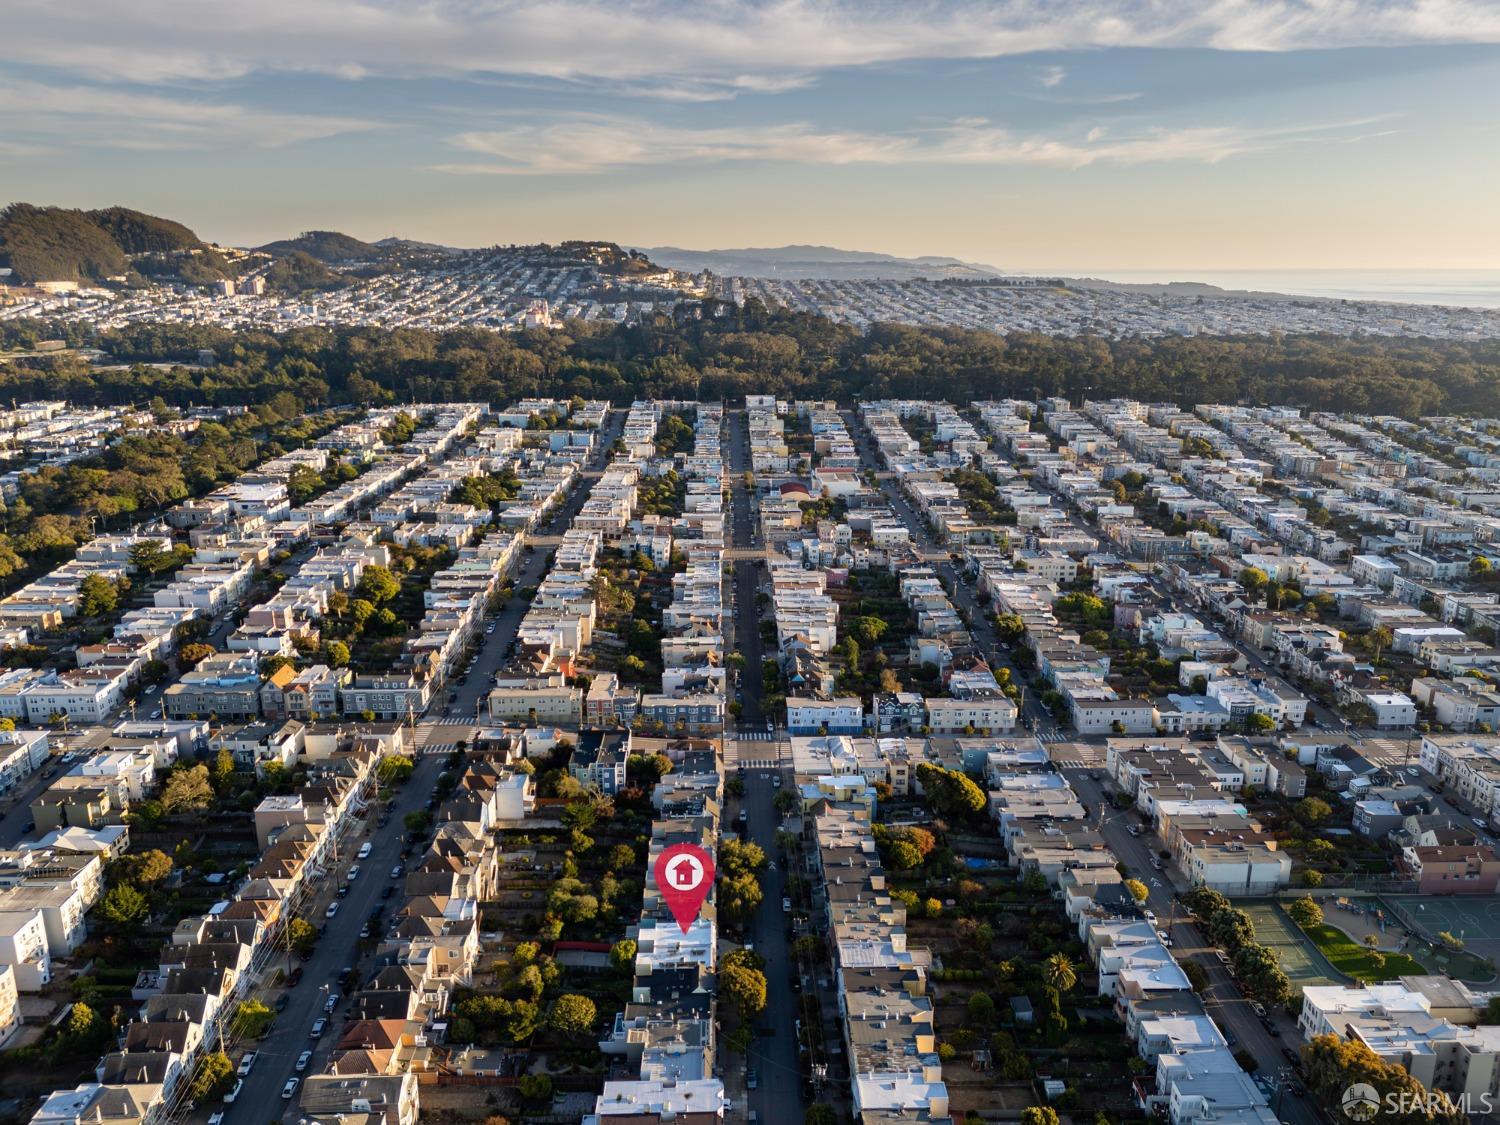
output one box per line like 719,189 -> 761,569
1021,269 -> 1500,309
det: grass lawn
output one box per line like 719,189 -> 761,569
1305,923 -> 1428,982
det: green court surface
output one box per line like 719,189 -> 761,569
1239,901 -> 1343,988
1380,895 -> 1500,981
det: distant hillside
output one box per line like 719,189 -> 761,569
640,243 -> 1003,280
262,250 -> 346,294
257,230 -> 381,263
0,203 -> 130,284
85,207 -> 203,255
374,236 -> 461,254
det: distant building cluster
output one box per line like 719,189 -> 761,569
720,275 -> 1500,339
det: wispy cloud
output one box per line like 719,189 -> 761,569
0,78 -> 376,150
1037,65 -> 1068,87
433,113 -> 1392,175
4,1 -> 1500,95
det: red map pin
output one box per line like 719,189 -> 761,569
654,843 -> 715,933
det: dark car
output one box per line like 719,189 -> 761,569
287,966 -> 304,986
1282,1047 -> 1301,1068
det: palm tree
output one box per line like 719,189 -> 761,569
1043,952 -> 1076,993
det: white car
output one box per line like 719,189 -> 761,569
1475,817 -> 1489,830
223,1079 -> 243,1104
282,1077 -> 301,1099
1143,910 -> 1157,926
346,864 -> 360,882
390,865 -> 402,879
325,902 -> 339,919
295,1049 -> 313,1072
357,842 -> 372,860
236,1051 -> 256,1077
1157,929 -> 1173,947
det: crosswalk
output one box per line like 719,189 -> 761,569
431,716 -> 472,726
735,730 -> 780,741
735,758 -> 784,769
420,743 -> 459,756
1035,730 -> 1070,743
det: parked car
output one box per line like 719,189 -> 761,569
324,993 -> 340,1013
746,1068 -> 759,1089
237,1052 -> 257,1077
381,885 -> 394,899
389,865 -> 402,879
296,1050 -> 313,1073
282,1077 -> 301,1099
208,1114 -> 225,1125
1249,1000 -> 1267,1018
310,1018 -> 326,1038
223,1079 -> 243,1104
346,864 -> 360,881
357,842 -> 372,859
1156,929 -> 1173,947
326,902 -> 339,918
275,993 -> 288,1012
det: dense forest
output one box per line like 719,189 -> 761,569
255,230 -> 381,263
85,207 -> 202,255
0,204 -> 212,284
0,204 -> 131,284
2,300 -> 1499,417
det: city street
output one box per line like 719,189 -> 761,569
740,770 -> 809,1124
415,407 -> 624,743
214,752 -> 442,1121
843,408 -> 1054,732
1065,768 -> 1317,1125
725,409 -> 770,735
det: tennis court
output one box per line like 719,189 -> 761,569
1239,901 -> 1344,988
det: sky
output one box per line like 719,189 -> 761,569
3,0 -> 1500,272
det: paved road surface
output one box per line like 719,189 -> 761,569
843,409 -> 1055,733
1066,768 -> 1318,1125
192,415 -> 628,1119
726,410 -> 769,734
418,408 -> 624,740
741,770 -> 807,1124
212,752 -> 442,1121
